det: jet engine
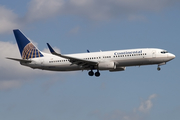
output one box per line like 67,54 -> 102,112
98,62 -> 116,70
109,67 -> 126,72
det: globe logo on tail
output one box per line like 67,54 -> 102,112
22,43 -> 43,59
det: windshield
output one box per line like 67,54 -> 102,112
161,51 -> 168,54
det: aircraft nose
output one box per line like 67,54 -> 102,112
168,53 -> 176,59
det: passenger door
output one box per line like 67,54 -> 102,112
152,50 -> 156,58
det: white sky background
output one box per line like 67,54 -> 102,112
0,0 -> 180,120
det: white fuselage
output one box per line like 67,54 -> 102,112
21,48 -> 175,72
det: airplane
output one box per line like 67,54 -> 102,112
7,29 -> 175,77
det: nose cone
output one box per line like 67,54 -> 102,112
168,53 -> 176,60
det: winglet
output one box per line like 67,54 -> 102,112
47,43 -> 56,54
47,43 -> 64,58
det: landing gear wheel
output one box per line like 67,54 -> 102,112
88,71 -> 94,76
95,72 -> 100,77
157,67 -> 161,71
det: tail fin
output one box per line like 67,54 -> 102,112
13,29 -> 43,59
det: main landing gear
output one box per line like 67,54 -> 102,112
88,70 -> 100,77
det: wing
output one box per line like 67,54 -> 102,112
6,57 -> 32,63
47,43 -> 98,69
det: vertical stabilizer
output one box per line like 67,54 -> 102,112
13,29 -> 43,59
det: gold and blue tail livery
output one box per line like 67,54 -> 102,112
13,29 -> 43,59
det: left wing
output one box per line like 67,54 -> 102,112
47,43 -> 98,69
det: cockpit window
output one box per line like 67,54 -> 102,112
161,51 -> 168,54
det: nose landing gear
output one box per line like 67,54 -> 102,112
157,67 -> 161,71
157,62 -> 166,71
157,66 -> 161,71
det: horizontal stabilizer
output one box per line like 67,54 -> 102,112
6,57 -> 32,63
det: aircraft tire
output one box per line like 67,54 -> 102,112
157,67 -> 161,71
95,72 -> 100,77
88,71 -> 94,76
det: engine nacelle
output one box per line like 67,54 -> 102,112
98,62 -> 116,70
109,67 -> 126,72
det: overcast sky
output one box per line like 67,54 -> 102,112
0,0 -> 180,120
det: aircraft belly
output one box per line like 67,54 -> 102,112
43,64 -> 81,71
116,57 -> 167,67
116,58 -> 153,66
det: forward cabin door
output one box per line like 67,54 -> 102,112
152,50 -> 156,58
